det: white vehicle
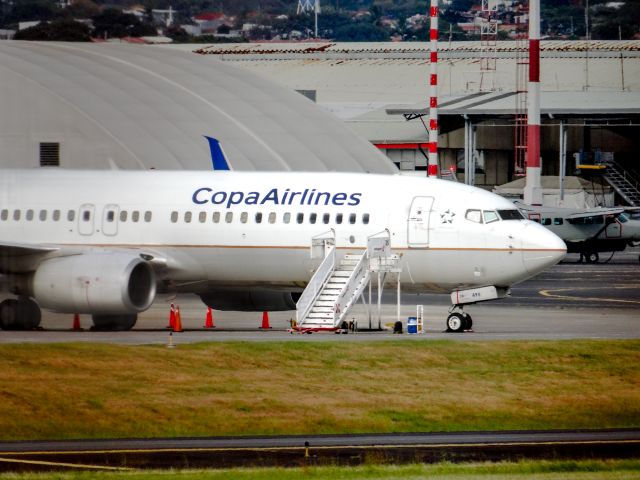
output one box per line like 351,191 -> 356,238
0,169 -> 566,332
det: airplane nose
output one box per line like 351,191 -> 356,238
522,222 -> 567,275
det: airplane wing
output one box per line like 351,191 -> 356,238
0,241 -> 59,257
565,208 -> 625,220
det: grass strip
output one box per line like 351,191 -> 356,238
0,340 -> 638,440
1,460 -> 640,479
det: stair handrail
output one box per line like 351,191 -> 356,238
296,244 -> 336,324
606,161 -> 640,194
333,249 -> 369,327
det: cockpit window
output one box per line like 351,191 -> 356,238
465,209 -> 482,223
619,213 -> 629,223
483,210 -> 499,224
498,209 -> 524,221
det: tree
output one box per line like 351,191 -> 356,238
91,8 -> 155,38
14,19 -> 91,41
333,22 -> 389,41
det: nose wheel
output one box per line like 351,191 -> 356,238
446,308 -> 473,333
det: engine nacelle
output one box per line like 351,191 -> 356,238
200,290 -> 301,312
32,254 -> 156,314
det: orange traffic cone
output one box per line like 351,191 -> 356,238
167,303 -> 175,329
72,314 -> 82,331
204,307 -> 215,328
173,305 -> 183,332
259,311 -> 272,329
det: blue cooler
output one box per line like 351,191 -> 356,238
407,316 -> 417,334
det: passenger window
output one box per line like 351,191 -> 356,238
349,213 -> 356,224
121,211 -> 128,222
554,218 -> 563,225
297,213 -> 304,224
255,212 -> 262,224
144,211 -> 152,222
39,210 -> 47,221
323,213 -> 330,224
225,212 -> 233,223
170,211 -> 178,223
13,210 -> 20,221
283,212 -> 291,224
363,213 -> 370,224
199,212 -> 207,223
310,213 -> 317,224
465,209 -> 482,223
336,213 -> 343,224
0,209 -> 7,221
269,212 -> 276,224
483,211 -> 499,224
67,210 -> 75,221
26,209 -> 34,221
106,210 -> 115,222
240,212 -> 248,224
132,211 -> 140,223
184,212 -> 192,223
53,210 -> 60,221
212,212 -> 220,223
82,210 -> 90,222
541,218 -> 551,226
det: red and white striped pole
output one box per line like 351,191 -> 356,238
523,0 -> 543,205
427,0 -> 439,178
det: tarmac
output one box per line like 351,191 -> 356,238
1,250 -> 638,344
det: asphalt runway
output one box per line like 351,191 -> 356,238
0,430 -> 638,471
1,249 -> 638,344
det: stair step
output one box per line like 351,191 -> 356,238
316,300 -> 338,306
311,307 -> 334,313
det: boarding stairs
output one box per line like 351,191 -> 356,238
295,230 -> 401,332
602,160 -> 640,206
295,246 -> 371,330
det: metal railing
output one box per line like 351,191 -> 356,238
296,245 -> 335,325
333,249 -> 369,327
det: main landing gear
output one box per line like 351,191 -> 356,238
0,297 -> 42,330
579,251 -> 599,264
446,306 -> 473,333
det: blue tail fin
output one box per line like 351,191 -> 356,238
204,136 -> 231,170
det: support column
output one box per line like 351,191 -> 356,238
559,120 -> 567,205
523,0 -> 543,205
427,0 -> 439,178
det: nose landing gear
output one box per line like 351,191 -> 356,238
446,306 -> 473,333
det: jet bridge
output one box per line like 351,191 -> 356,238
294,230 -> 401,333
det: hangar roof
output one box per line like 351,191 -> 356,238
0,42 -> 396,173
386,91 -> 640,117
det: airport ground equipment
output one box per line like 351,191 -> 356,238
294,232 -> 401,333
602,160 -> 640,207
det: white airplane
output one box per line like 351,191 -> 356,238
0,169 -> 566,332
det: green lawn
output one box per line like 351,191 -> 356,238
1,460 -> 640,480
0,340 -> 638,440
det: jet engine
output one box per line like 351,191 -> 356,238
31,253 -> 156,315
199,290 -> 301,311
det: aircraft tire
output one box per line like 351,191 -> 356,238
586,252 -> 599,264
446,313 -> 465,333
91,314 -> 137,331
0,298 -> 41,330
463,314 -> 473,331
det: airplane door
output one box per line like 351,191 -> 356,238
408,196 -> 434,247
605,217 -> 622,238
78,204 -> 95,236
102,204 -> 120,236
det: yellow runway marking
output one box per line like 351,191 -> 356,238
539,285 -> 640,305
0,457 -> 134,470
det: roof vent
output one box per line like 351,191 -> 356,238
39,142 -> 60,167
